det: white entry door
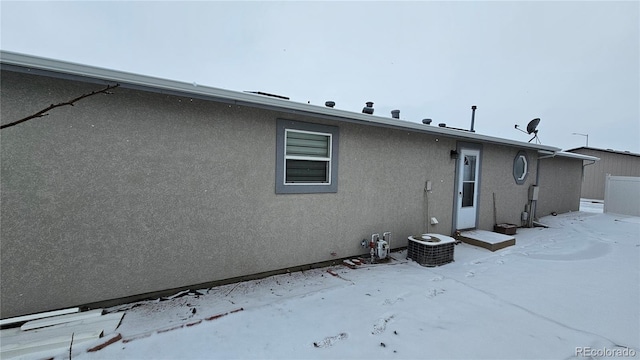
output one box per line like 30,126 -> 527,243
456,149 -> 480,230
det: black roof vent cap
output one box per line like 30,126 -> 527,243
362,102 -> 374,114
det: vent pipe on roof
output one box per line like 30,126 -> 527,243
325,101 -> 335,108
470,105 -> 477,132
438,123 -> 447,127
422,119 -> 432,125
391,110 -> 400,119
362,102 -> 374,114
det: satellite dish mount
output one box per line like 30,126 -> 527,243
515,118 -> 541,144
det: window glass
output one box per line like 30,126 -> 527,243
463,155 -> 476,181
285,159 -> 328,183
462,182 -> 475,207
285,130 -> 331,183
285,131 -> 330,158
513,151 -> 528,184
276,119 -> 339,194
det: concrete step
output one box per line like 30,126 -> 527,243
456,229 -> 515,251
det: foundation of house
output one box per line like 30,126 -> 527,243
455,229 -> 516,251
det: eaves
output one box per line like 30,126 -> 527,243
1,50 -> 560,153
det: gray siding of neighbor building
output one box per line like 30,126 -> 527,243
568,148 -> 640,200
536,156 -> 584,217
0,69 -> 562,318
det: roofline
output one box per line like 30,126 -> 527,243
0,50 -> 560,152
565,146 -> 640,157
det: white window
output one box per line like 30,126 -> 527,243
276,119 -> 339,194
284,129 -> 331,184
513,151 -> 528,184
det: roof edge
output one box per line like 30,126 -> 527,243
565,146 -> 640,157
554,151 -> 600,161
1,50 -> 560,152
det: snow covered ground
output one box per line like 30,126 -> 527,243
40,200 -> 640,359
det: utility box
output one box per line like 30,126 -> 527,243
529,185 -> 539,201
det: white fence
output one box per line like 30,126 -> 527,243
604,175 -> 640,216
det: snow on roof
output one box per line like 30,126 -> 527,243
0,50 -> 561,153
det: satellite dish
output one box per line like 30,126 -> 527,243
515,118 -> 542,144
526,118 -> 540,134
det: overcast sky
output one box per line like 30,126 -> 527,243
2,1 -> 638,152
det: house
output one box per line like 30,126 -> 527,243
566,147 -> 640,200
0,51 -> 597,318
536,151 -> 600,217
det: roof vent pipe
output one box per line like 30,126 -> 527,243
391,110 -> 400,119
325,101 -> 335,108
362,102 -> 374,114
438,123 -> 447,127
470,105 -> 477,132
422,119 -> 432,125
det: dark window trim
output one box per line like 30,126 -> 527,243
276,119 -> 339,194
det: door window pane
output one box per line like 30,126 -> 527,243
462,182 -> 475,207
463,155 -> 476,181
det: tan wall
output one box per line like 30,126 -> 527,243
1,71 -> 461,317
536,157 -> 583,217
476,144 -> 538,229
1,70 -> 560,317
570,148 -> 640,199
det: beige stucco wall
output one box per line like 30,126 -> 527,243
475,144 -> 538,229
536,157 -> 583,217
1,71 -> 462,317
1,69 -> 567,317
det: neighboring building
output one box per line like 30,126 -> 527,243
566,147 -> 640,200
0,51 -> 595,318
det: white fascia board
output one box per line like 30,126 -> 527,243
554,151 -> 600,161
1,50 -> 560,153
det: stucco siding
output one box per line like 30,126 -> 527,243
2,68 -> 572,318
536,157 -> 583,217
476,145 -> 538,229
1,71 -> 460,317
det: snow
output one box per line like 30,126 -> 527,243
409,234 -> 456,245
580,198 -> 606,214
28,200 -> 640,359
458,229 -> 514,244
